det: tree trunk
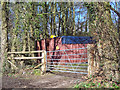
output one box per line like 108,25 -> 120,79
53,2 -> 56,35
88,2 -> 120,81
69,2 -> 73,35
1,2 -> 8,73
61,3 -> 65,35
72,2 -> 76,36
50,2 -> 53,35
58,3 -> 61,36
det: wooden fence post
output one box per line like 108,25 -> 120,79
11,53 -> 16,72
87,44 -> 91,77
41,50 -> 46,75
88,44 -> 100,77
87,44 -> 94,77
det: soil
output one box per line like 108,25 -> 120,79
2,72 -> 86,88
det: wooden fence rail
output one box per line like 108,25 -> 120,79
7,50 -> 46,74
14,57 -> 43,60
8,50 -> 44,54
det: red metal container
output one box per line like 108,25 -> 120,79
37,36 -> 92,63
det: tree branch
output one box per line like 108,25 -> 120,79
110,5 -> 120,17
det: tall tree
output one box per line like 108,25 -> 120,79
86,2 -> 120,81
72,2 -> 76,36
53,2 -> 56,35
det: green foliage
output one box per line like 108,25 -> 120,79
8,73 -> 13,77
74,84 -> 79,88
84,2 -> 97,23
37,14 -> 43,17
33,69 -> 41,75
97,83 -> 101,87
74,81 -> 120,88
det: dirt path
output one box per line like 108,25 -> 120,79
2,72 -> 85,88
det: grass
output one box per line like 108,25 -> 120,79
74,80 -> 120,89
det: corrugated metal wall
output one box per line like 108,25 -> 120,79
37,37 -> 88,63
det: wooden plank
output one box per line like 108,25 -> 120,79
33,63 -> 44,69
7,60 -> 18,70
25,63 -> 44,70
14,57 -> 43,60
8,50 -> 44,54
